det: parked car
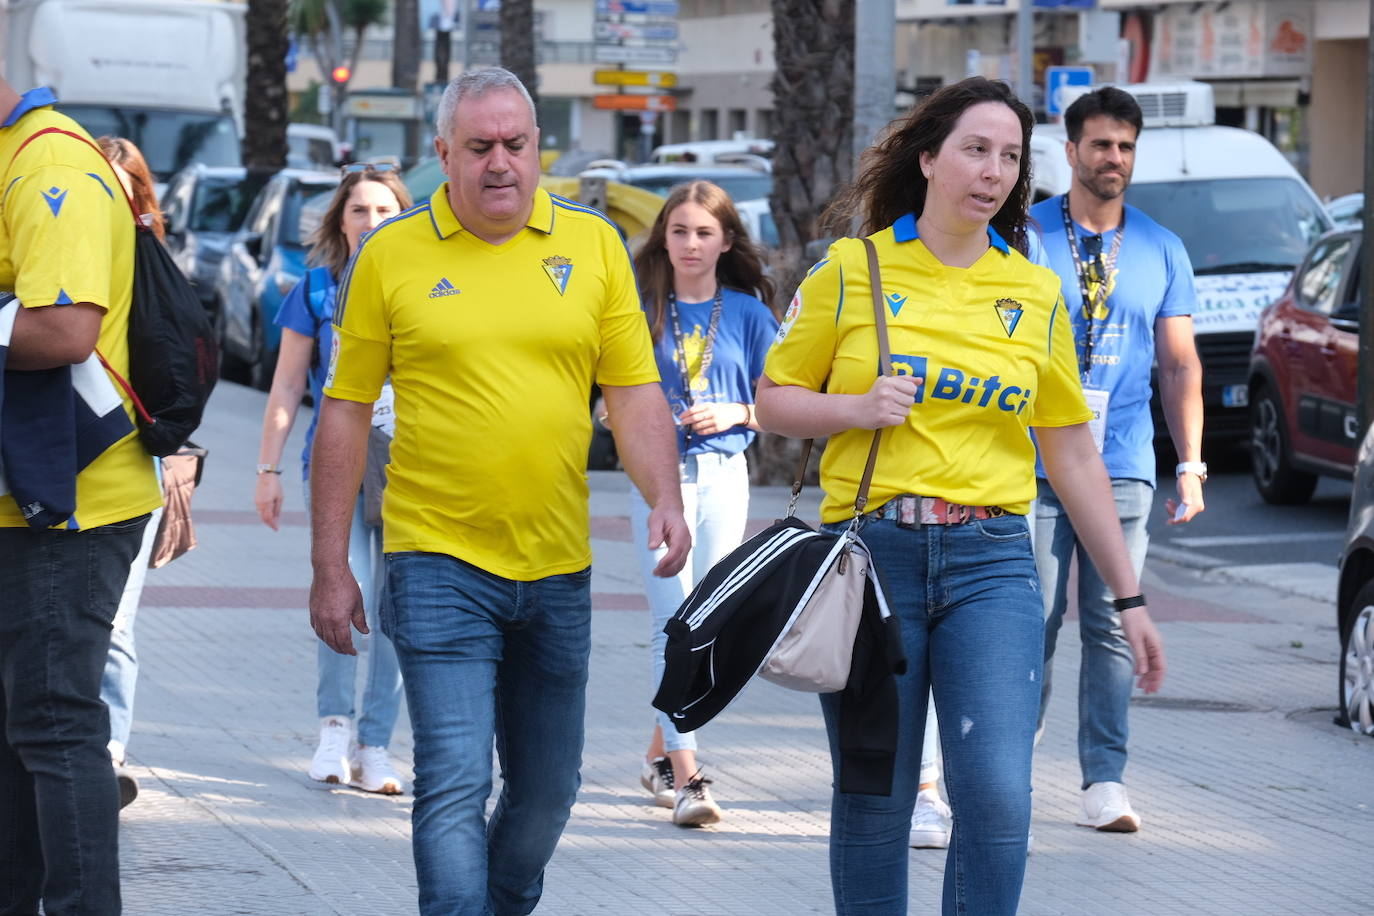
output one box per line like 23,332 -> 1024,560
1338,423 -> 1374,736
214,169 -> 340,389
1327,192 -> 1365,230
1247,228 -> 1363,504
286,123 -> 343,172
577,163 -> 772,205
734,197 -> 779,250
650,138 -> 774,164
159,165 -> 265,308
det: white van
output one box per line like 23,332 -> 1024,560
287,123 -> 344,172
650,138 -> 775,165
1030,82 -> 1332,443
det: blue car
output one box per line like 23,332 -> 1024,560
213,169 -> 340,389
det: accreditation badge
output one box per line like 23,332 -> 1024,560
1084,387 -> 1109,453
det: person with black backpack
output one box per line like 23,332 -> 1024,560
253,165 -> 412,796
0,78 -> 159,915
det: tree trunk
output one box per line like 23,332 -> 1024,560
499,0 -> 539,115
243,0 -> 290,172
755,0 -> 855,484
391,0 -> 420,91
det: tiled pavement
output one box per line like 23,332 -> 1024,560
114,383 -> 1374,914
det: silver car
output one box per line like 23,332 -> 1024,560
1339,423 -> 1374,735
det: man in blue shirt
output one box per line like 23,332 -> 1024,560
1030,87 -> 1204,833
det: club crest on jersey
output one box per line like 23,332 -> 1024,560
542,255 -> 573,296
994,298 -> 1023,338
774,290 -> 802,345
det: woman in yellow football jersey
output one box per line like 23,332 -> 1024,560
756,77 -> 1166,915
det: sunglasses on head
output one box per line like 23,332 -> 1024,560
340,162 -> 399,175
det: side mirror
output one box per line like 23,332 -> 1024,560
242,232 -> 264,260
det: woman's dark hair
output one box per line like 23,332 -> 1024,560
823,76 -> 1035,254
1064,86 -> 1143,143
307,168 -> 413,278
96,136 -> 164,240
634,180 -> 777,343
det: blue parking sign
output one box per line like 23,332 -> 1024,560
1045,66 -> 1094,117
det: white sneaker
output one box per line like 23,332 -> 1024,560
350,744 -> 404,795
640,756 -> 675,809
672,770 -> 722,827
908,790 -> 952,848
1077,781 -> 1141,832
308,716 -> 353,784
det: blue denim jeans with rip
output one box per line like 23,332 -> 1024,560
383,551 -> 592,916
1,513 -> 149,916
1033,476 -> 1152,788
819,514 -> 1043,916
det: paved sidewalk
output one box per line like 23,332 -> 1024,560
116,383 -> 1374,914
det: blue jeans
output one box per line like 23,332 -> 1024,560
383,552 -> 592,916
629,450 -> 750,753
0,514 -> 149,916
819,515 -> 1043,916
309,489 -> 404,748
102,505 -> 161,759
1034,477 -> 1152,788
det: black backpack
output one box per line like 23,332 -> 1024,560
18,127 -> 218,457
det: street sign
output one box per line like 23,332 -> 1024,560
593,69 -> 678,88
596,0 -> 678,15
592,94 -> 677,112
595,21 -> 679,42
1045,65 -> 1094,116
593,44 -> 677,64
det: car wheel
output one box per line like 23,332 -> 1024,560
1249,385 -> 1317,505
249,318 -> 278,392
1340,581 -> 1374,736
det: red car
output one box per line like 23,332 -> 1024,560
1247,228 -> 1363,504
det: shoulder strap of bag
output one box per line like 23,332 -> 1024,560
787,237 -> 891,520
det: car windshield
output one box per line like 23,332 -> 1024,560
1125,178 -> 1331,275
628,173 -> 773,202
189,176 -> 258,233
60,105 -> 241,181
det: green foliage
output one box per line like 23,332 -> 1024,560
290,0 -> 389,39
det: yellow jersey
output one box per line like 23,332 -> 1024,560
326,185 -> 659,580
765,214 -> 1090,523
0,94 -> 160,529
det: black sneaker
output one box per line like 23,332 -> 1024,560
640,756 -> 675,808
672,769 -> 722,827
116,766 -> 139,809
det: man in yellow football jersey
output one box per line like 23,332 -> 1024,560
309,68 -> 688,915
0,76 -> 159,915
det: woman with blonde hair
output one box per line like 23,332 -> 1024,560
620,180 -> 777,826
254,164 -> 413,793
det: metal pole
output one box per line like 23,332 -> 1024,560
853,0 -> 896,159
1360,0 -> 1374,438
462,0 -> 475,73
1017,0 -> 1033,105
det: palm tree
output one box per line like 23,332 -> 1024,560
243,0 -> 291,172
392,0 -> 420,92
499,0 -> 539,115
753,0 -> 856,483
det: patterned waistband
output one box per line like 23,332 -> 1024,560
867,494 -> 1008,526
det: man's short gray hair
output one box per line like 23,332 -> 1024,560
435,67 -> 538,139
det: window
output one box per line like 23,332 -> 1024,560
756,109 -> 773,139
671,110 -> 691,144
728,108 -> 748,138
1297,237 -> 1355,316
699,109 -> 719,141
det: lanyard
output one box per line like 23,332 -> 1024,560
667,288 -> 724,449
1060,195 -> 1124,381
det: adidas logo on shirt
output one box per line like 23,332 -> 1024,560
428,277 -> 462,298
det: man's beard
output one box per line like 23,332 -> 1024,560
1078,165 -> 1129,201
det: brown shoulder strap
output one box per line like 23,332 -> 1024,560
786,238 -> 892,519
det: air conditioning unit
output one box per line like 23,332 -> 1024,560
1057,81 -> 1217,129
1124,82 -> 1216,128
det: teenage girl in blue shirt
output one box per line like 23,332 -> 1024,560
618,181 -> 778,827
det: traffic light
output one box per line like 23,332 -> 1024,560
331,65 -> 350,84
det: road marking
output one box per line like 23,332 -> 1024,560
1168,532 -> 1341,548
